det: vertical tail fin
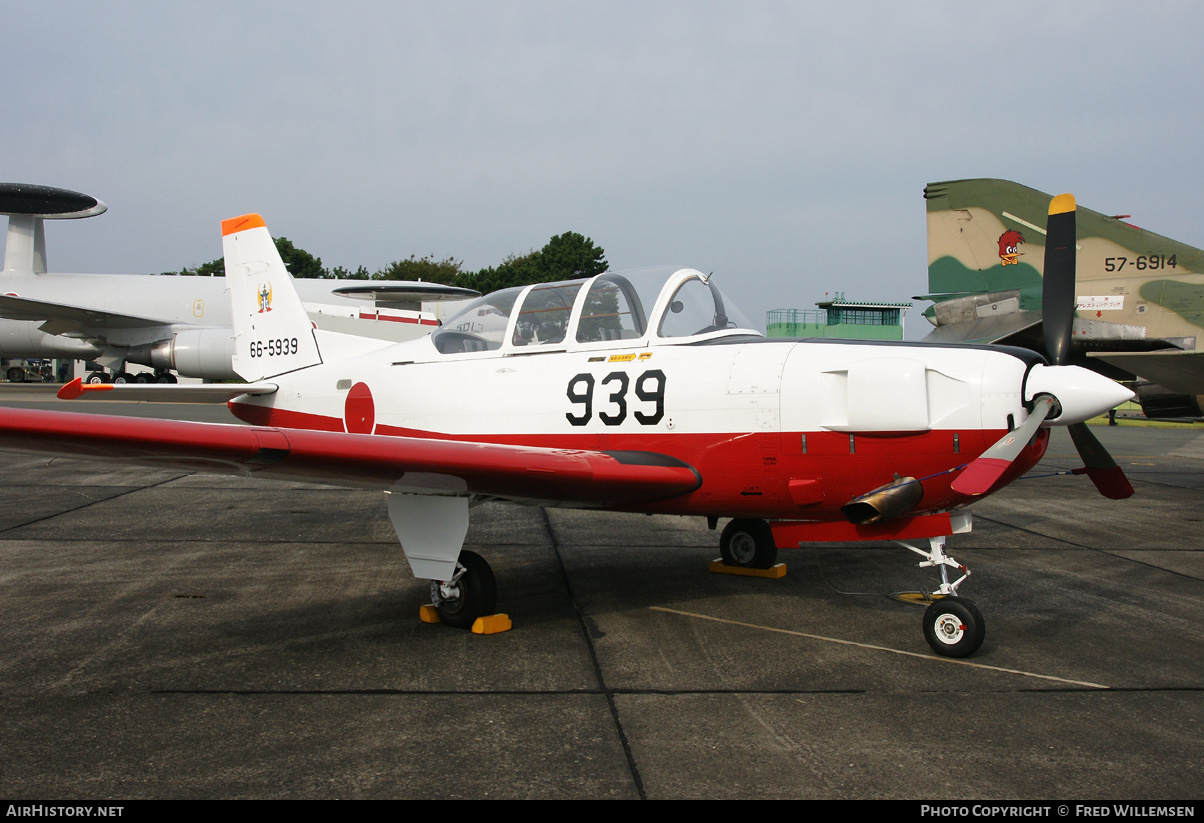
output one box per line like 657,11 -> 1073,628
223,214 -> 323,381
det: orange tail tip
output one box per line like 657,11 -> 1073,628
221,214 -> 267,236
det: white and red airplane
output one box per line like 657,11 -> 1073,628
0,196 -> 1133,657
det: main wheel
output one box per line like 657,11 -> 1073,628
923,596 -> 985,658
113,372 -> 134,384
134,373 -> 153,384
430,550 -> 498,629
85,372 -> 108,385
6,367 -> 24,383
719,518 -> 777,569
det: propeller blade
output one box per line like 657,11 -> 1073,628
1068,422 -> 1134,499
952,395 -> 1057,496
1041,193 -> 1134,499
1043,193 -> 1077,367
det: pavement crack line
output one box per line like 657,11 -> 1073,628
972,513 -> 1204,583
650,607 -> 1110,689
0,471 -> 192,536
541,508 -> 647,800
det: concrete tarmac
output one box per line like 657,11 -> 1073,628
0,388 -> 1201,799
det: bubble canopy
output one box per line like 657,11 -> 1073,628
431,267 -> 761,355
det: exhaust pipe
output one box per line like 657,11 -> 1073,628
841,474 -> 923,525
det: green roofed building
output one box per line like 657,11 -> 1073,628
767,293 -> 912,340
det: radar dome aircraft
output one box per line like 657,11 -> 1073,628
0,196 -> 1134,657
0,183 -> 476,383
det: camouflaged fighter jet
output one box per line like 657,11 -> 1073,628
921,178 -> 1204,418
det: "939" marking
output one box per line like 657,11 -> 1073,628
566,369 -> 666,426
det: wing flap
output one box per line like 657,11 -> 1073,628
0,408 -> 701,506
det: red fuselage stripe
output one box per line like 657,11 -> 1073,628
228,401 -> 1050,519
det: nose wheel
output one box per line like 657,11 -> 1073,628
898,533 -> 985,657
922,596 -> 985,658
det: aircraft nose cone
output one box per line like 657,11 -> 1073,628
1025,364 -> 1135,425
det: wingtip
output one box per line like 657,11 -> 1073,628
221,214 -> 267,237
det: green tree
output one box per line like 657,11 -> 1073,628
538,231 -> 608,281
160,230 -> 607,293
170,258 -> 225,277
273,237 -> 324,279
327,265 -> 372,280
456,232 -> 607,293
375,254 -> 462,284
164,237 -> 326,278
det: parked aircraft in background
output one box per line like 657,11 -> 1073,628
0,183 -> 476,383
0,197 -> 1133,658
922,178 -> 1204,418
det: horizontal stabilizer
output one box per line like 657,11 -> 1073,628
56,377 -> 278,403
1089,349 -> 1204,396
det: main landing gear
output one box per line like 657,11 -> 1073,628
429,550 -> 498,629
719,518 -> 778,569
84,369 -> 178,384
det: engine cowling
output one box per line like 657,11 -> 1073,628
126,329 -> 238,380
0,322 -> 101,359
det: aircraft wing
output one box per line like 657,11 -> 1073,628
1089,350 -> 1204,396
0,293 -> 172,330
0,407 -> 702,507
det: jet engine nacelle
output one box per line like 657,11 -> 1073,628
126,329 -> 238,380
0,321 -> 101,359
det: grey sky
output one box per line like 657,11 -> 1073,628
7,1 -> 1203,335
